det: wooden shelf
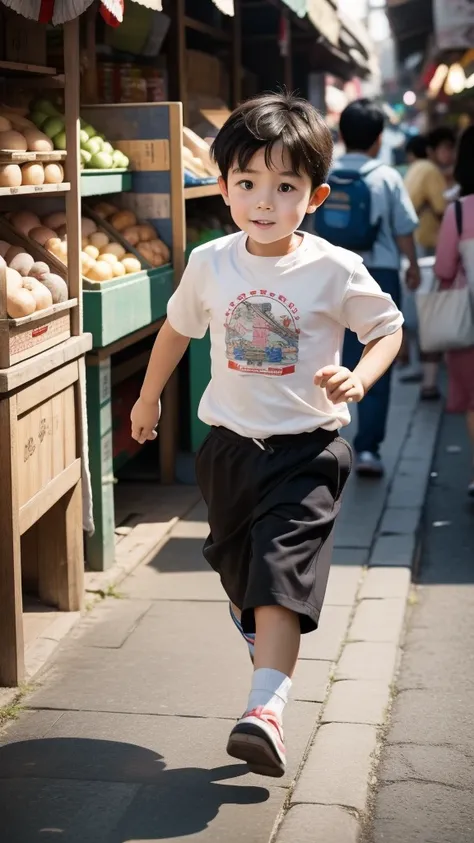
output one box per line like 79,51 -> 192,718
184,15 -> 231,42
184,183 -> 220,199
0,60 -> 57,76
0,183 -> 70,196
6,298 -> 77,328
0,151 -> 67,164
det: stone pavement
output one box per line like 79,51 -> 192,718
0,381 -> 442,843
365,412 -> 474,843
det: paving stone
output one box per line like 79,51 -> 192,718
370,534 -> 416,568
379,507 -> 421,536
324,566 -> 363,606
276,804 -> 358,843
371,781 -> 474,843
322,680 -> 391,726
331,548 -> 369,566
349,598 -> 407,644
70,599 -> 152,649
336,643 -> 398,682
292,722 -> 378,811
377,742 -> 474,790
293,660 -> 332,703
0,707 -> 314,791
299,606 -> 352,661
124,569 -> 224,602
387,476 -> 427,509
359,568 -> 411,600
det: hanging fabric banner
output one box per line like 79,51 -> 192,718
434,0 -> 474,51
210,0 -> 234,15
0,0 -> 162,23
281,0 -> 307,16
307,0 -> 340,47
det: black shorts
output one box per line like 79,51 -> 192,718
195,426 -> 352,635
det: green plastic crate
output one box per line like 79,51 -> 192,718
81,169 -> 132,197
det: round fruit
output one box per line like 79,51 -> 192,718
42,117 -> 65,139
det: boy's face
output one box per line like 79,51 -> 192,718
219,144 -> 328,249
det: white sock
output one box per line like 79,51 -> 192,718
246,668 -> 292,720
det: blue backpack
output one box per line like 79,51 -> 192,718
316,161 -> 383,252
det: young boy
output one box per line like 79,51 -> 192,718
131,92 -> 403,779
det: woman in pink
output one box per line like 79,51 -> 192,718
435,125 -> 474,496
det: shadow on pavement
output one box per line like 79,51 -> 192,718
0,738 -> 269,842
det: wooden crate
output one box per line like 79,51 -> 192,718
0,335 -> 91,686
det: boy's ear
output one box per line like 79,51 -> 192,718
218,176 -> 230,205
306,184 -> 330,215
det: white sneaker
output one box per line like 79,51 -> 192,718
356,451 -> 384,478
227,707 -> 286,778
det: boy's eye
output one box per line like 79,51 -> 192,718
238,180 -> 253,190
279,183 -> 295,193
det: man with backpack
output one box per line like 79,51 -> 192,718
317,99 -> 420,477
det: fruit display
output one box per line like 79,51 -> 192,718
0,238 -> 68,319
28,100 -> 130,171
0,108 -> 65,187
8,209 -> 145,282
182,127 -> 219,182
92,202 -> 170,268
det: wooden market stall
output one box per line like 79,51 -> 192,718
0,10 -> 91,687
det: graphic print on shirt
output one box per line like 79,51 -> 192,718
225,291 -> 300,375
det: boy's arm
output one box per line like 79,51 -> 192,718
396,233 -> 420,290
131,321 -> 190,444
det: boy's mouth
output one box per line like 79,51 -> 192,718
251,220 -> 275,229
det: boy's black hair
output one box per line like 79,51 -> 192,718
339,98 -> 385,152
426,126 -> 456,151
210,92 -> 333,190
406,134 -> 427,159
454,125 -> 474,197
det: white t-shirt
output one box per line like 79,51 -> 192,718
167,231 -> 403,438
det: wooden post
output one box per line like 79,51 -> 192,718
165,0 -> 188,125
63,18 -> 82,336
38,480 -> 84,611
232,0 -> 242,107
0,396 -> 24,687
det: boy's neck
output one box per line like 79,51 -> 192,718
346,147 -> 376,159
246,232 -> 303,258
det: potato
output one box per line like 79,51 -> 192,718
93,201 -> 119,219
0,130 -> 27,151
30,226 -> 57,246
5,267 -> 22,289
43,211 -> 67,230
121,225 -> 140,246
44,162 -> 64,184
137,224 -> 156,242
35,272 -> 68,303
7,286 -> 36,318
80,251 -> 95,274
23,129 -> 54,152
150,238 -> 170,262
10,211 -> 41,235
110,210 -> 136,231
86,261 -> 113,282
81,217 -> 97,237
136,242 -> 154,264
9,252 -> 35,277
29,261 -> 51,279
84,245 -> 99,260
0,254 -> 5,271
21,162 -> 45,186
0,163 -> 22,187
112,261 -> 126,277
0,116 -> 12,132
100,241 -> 125,260
56,224 -> 68,240
122,257 -> 141,274
97,253 -> 118,266
89,232 -> 109,249
5,245 -> 25,264
45,237 -> 62,252
0,240 -> 11,258
22,277 -> 53,310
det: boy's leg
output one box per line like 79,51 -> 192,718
227,605 -> 300,778
229,602 -> 255,661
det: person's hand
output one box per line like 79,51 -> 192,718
131,396 -> 161,444
314,366 -> 365,404
406,262 -> 421,291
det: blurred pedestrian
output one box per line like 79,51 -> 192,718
404,127 -> 456,400
323,99 -> 419,477
435,125 -> 474,497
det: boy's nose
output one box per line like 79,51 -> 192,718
256,198 -> 273,211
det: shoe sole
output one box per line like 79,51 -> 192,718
356,466 -> 384,478
227,724 -> 285,778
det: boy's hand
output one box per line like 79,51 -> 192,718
314,366 -> 365,404
131,397 -> 161,444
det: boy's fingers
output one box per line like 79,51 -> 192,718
325,370 -> 350,390
147,430 -> 158,441
314,365 -> 339,384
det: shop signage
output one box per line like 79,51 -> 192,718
308,0 -> 340,47
434,0 -> 474,50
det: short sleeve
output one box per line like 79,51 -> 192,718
167,250 -> 210,339
389,171 -> 419,237
340,262 -> 404,344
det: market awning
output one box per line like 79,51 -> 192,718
307,0 -> 340,48
386,0 -> 434,62
0,0 -> 163,24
